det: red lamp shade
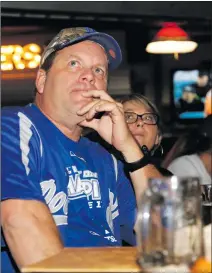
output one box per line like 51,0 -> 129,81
155,22 -> 189,41
146,22 -> 198,55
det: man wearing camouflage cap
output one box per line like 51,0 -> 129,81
1,27 -> 162,272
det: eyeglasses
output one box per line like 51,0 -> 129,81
124,112 -> 159,125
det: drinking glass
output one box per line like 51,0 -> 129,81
201,184 -> 212,206
201,184 -> 212,225
136,176 -> 204,269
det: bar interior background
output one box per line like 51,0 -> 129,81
1,1 -> 212,156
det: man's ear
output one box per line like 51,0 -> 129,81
35,69 -> 46,94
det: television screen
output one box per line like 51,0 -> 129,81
172,69 -> 211,120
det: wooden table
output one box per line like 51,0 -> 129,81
21,247 -> 141,272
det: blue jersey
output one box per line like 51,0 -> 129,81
1,104 -> 136,272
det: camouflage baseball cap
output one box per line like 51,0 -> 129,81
40,27 -> 122,70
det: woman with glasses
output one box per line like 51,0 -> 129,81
121,94 -> 161,155
118,93 -> 171,176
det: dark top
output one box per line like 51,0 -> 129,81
85,131 -> 173,177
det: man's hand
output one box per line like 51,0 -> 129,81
77,90 -> 138,155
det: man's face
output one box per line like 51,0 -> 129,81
197,75 -> 209,87
182,91 -> 196,103
36,40 -> 108,124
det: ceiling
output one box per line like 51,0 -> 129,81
2,1 -> 212,18
1,2 -> 212,44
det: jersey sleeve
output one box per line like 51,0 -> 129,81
168,157 -> 198,177
1,109 -> 45,203
116,160 -> 137,245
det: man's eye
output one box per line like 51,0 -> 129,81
70,60 -> 79,67
95,67 -> 104,75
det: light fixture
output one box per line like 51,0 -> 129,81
1,62 -> 13,71
146,22 -> 198,59
1,43 -> 41,71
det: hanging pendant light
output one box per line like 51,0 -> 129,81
146,22 -> 198,59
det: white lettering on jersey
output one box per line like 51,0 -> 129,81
104,235 -> 117,243
67,166 -> 101,203
88,202 -> 93,208
89,231 -> 100,236
96,200 -> 101,208
53,215 -> 68,226
83,170 -> 98,178
40,179 -> 68,225
41,179 -> 56,203
49,192 -> 67,213
106,189 -> 119,233
67,173 -> 84,197
66,166 -> 72,175
70,151 -> 86,162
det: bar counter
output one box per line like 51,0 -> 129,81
21,246 -> 141,273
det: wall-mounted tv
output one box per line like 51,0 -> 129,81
172,69 -> 211,121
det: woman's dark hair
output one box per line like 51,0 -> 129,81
182,130 -> 211,155
162,115 -> 212,168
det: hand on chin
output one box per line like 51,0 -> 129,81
77,114 -> 87,126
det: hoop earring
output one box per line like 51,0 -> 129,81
150,144 -> 163,156
158,144 -> 164,156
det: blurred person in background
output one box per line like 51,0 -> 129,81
163,115 -> 212,225
163,115 -> 212,186
179,85 -> 203,113
1,27 -> 163,272
193,70 -> 210,98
